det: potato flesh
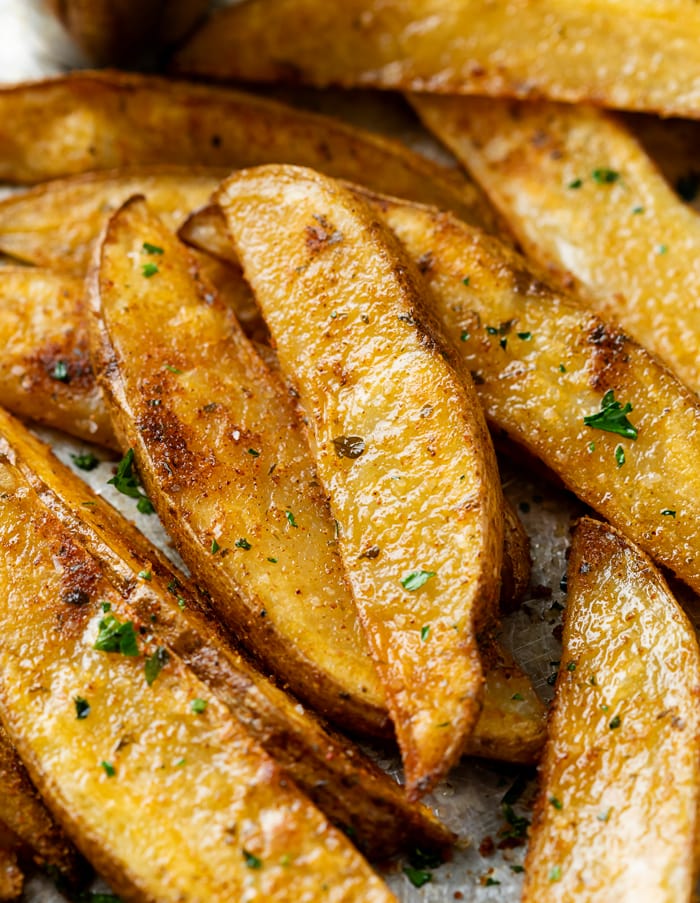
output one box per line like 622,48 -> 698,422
0,723 -> 81,884
175,0 -> 700,117
523,518 -> 700,901
217,165 -> 504,797
1,410 -> 452,860
410,95 -> 700,393
0,413 -> 396,903
363,193 -> 700,595
0,169 -> 224,275
0,268 -> 114,447
0,72 -> 496,235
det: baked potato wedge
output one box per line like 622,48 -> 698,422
183,186 -> 700,596
0,413 -> 397,903
410,95 -> 700,393
0,72 -> 496,233
523,517 -> 700,901
175,0 -> 700,118
0,168 -> 225,275
0,267 -> 115,448
217,165 -> 504,797
0,407 -> 452,860
0,723 -> 82,887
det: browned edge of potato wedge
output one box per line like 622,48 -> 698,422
0,723 -> 83,887
409,94 -> 700,394
216,165 -> 505,798
185,186 -> 700,598
523,517 -> 700,900
0,70 -> 498,233
0,256 -> 543,766
0,167 -> 227,275
1,411 -> 454,861
174,0 -> 700,118
0,267 -> 115,448
0,406 -> 398,903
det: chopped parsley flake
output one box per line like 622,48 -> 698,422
243,850 -> 262,869
661,509 -> 676,517
142,242 -> 164,255
592,168 -> 620,184
401,570 -> 436,592
164,364 -> 182,374
94,614 -> 139,656
74,696 -> 90,719
588,441 -> 596,452
108,449 -> 154,513
609,714 -> 621,730
559,364 -> 567,373
462,276 -> 470,286
420,625 -> 430,642
568,178 -> 583,189
511,692 -> 524,701
549,865 -> 562,882
517,331 -> 532,341
145,646 -> 169,686
71,452 -> 99,471
211,539 -> 220,554
101,761 -> 115,777
632,205 -> 645,214
141,262 -> 159,278
285,510 -> 298,528
403,867 -> 432,889
549,796 -> 563,810
657,244 -> 668,255
460,330 -> 470,342
51,360 -> 69,382
267,557 -> 278,563
583,390 -> 638,439
247,448 -> 260,457
566,661 -> 577,672
235,538 -> 252,550
615,444 -> 625,468
510,865 -> 525,874
485,878 -> 500,887
191,698 -> 207,714
138,570 -> 151,581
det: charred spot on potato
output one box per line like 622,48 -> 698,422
584,318 -> 630,391
305,214 -> 343,253
62,588 -> 90,607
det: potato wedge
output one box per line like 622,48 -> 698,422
0,409 -> 398,903
523,517 -> 700,900
0,168 -> 225,275
0,72 -> 496,233
0,723 -> 82,886
410,95 -> 700,393
0,408 -> 452,860
175,0 -> 700,118
181,188 -> 700,595
217,165 -> 504,797
0,267 -> 115,448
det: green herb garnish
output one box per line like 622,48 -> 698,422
142,242 -> 164,255
71,452 -> 99,471
51,360 -> 69,382
74,696 -> 90,719
420,625 -> 430,642
101,761 -> 115,777
141,262 -> 159,278
401,570 -> 436,592
107,449 -> 154,513
235,538 -> 252,550
242,850 -> 262,869
145,646 -> 169,686
592,168 -> 620,184
191,698 -> 207,714
94,614 -> 139,656
403,867 -> 432,888
583,390 -> 638,439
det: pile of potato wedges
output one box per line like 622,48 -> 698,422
0,2 -> 699,900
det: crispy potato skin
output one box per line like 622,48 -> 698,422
217,165 -> 504,797
523,518 -> 700,901
361,193 -> 700,596
0,409 -> 397,903
175,0 -> 700,117
0,723 -> 82,885
0,268 -> 114,447
0,72 -> 495,233
0,409 -> 451,861
410,96 -> 700,393
0,168 -> 224,275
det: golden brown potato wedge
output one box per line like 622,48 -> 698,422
0,723 -> 82,886
410,95 -> 700,393
0,407 -> 452,860
523,517 -> 700,900
175,0 -> 700,118
181,188 -> 700,596
0,168 -> 225,275
217,165 -> 504,798
0,267 -> 115,447
0,72 -> 496,233
0,409 -> 398,902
